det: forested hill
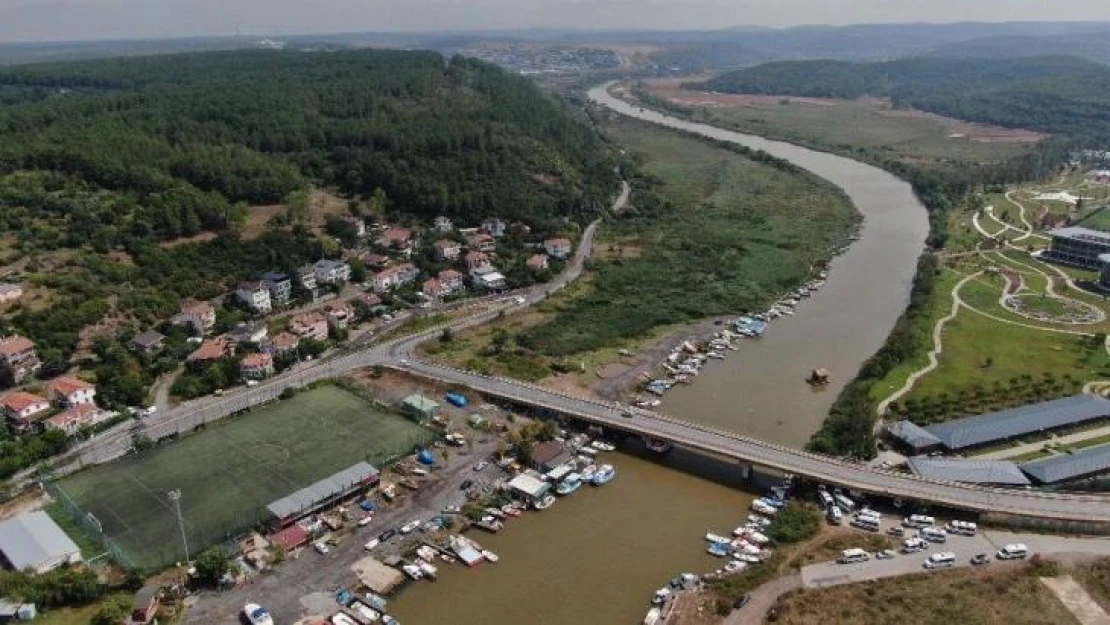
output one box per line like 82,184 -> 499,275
0,49 -> 615,245
700,56 -> 1110,141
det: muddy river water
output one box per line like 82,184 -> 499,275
389,83 -> 929,624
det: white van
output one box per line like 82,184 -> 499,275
858,507 -> 882,519
838,548 -> 870,564
947,520 -> 978,536
920,526 -> 948,543
924,552 -> 956,569
827,505 -> 843,524
850,516 -> 880,532
818,491 -> 834,509
997,543 -> 1029,560
834,494 -> 856,512
902,514 -> 936,529
902,537 -> 928,553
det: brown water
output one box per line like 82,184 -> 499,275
589,83 -> 931,447
389,449 -> 757,625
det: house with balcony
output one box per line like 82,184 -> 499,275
325,302 -> 355,330
1,391 -> 51,431
236,281 -> 272,314
268,331 -> 301,355
240,353 -> 274,380
381,227 -> 417,256
472,233 -> 496,253
44,403 -> 109,436
471,265 -> 507,290
434,216 -> 454,232
262,271 -> 293,307
172,301 -> 216,335
314,259 -> 351,284
434,239 -> 462,261
296,264 -> 318,291
465,251 -> 491,272
229,321 -> 268,345
481,217 -> 507,238
438,269 -> 464,291
46,376 -> 96,407
372,262 -> 419,293
0,335 -> 40,384
289,312 -> 329,341
189,337 -> 235,363
544,237 -> 573,260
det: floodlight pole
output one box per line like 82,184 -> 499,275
168,489 -> 190,563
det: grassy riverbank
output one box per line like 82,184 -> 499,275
425,113 -> 857,384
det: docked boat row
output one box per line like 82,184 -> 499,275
702,478 -> 795,580
639,274 -> 828,400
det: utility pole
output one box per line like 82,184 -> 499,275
168,489 -> 190,563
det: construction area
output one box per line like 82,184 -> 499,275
50,384 -> 433,570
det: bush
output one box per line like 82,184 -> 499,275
768,502 -> 821,544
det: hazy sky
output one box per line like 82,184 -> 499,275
1,0 -> 1108,43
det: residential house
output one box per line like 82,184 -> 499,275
0,335 -> 40,384
510,222 -> 532,237
268,331 -> 301,355
44,403 -> 108,436
434,216 -> 454,232
289,312 -> 329,342
173,301 -> 216,335
325,302 -> 355,330
262,271 -> 293,307
481,217 -> 507,238
189,337 -> 235,362
438,269 -> 464,291
434,239 -> 462,261
130,330 -> 165,354
344,217 -> 367,238
471,265 -> 507,290
314,259 -> 351,284
465,251 -> 491,272
229,321 -> 268,345
372,262 -> 419,293
354,292 -> 382,310
240,353 -> 274,380
360,253 -> 390,269
422,278 -> 451,299
45,376 -> 96,407
544,237 -> 573,260
1,392 -> 51,431
527,254 -> 549,272
236,281 -> 273,314
129,586 -> 161,625
0,283 -> 22,304
296,264 -> 318,291
381,227 -> 417,256
472,233 -> 496,253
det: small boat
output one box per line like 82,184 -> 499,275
501,504 -> 521,517
651,587 -> 672,606
410,467 -> 429,476
449,535 -> 484,566
579,465 -> 598,482
591,464 -> 616,486
416,545 -> 438,561
555,474 -> 583,495
416,559 -> 438,579
592,440 -> 616,452
705,532 -> 731,544
481,549 -> 499,563
402,564 -> 424,580
807,368 -> 831,386
475,516 -> 503,533
484,507 -> 505,519
364,593 -> 388,611
707,541 -> 731,557
751,500 -> 777,515
747,514 -> 771,528
439,554 -> 456,564
244,603 -> 274,625
736,553 -> 762,564
533,494 -> 556,510
643,607 -> 662,625
724,560 -> 746,573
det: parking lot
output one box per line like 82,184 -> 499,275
801,514 -> 1110,589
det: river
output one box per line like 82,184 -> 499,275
390,83 -> 929,623
592,83 -> 930,448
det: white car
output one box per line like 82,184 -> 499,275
400,519 -> 422,534
314,542 -> 329,555
358,514 -> 373,527
246,380 -> 259,387
363,539 -> 380,551
145,406 -> 157,415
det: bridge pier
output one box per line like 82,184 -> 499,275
737,461 -> 752,480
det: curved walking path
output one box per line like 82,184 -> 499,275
1004,190 -> 1050,241
875,273 -> 978,416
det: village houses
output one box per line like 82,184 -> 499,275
381,227 -> 417,256
465,251 -> 491,272
1,391 -> 51,432
544,237 -> 573,259
44,403 -> 108,436
172,301 -> 216,335
240,353 -> 274,380
360,253 -> 390,269
434,239 -> 462,261
296,264 -> 318,291
130,330 -> 165,354
434,216 -> 454,232
189,337 -> 235,363
314,259 -> 351,284
438,269 -> 464,291
0,335 -> 40,384
228,321 -> 268,345
481,217 -> 507,238
262,271 -> 293,307
372,262 -> 419,293
268,331 -> 301,355
288,312 -> 329,342
472,233 -> 496,253
325,302 -> 355,330
46,376 -> 96,407
235,280 -> 272,314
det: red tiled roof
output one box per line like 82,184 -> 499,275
545,237 -> 571,247
241,353 -> 273,368
439,269 -> 463,282
44,403 -> 100,431
385,227 -> 412,242
270,524 -> 310,550
527,254 -> 548,269
1,391 -> 49,413
435,239 -> 459,250
190,338 -> 234,361
271,332 -> 300,349
0,336 -> 34,356
47,376 -> 94,397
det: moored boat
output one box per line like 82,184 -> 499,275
416,559 -> 438,579
591,464 -> 616,486
643,607 -> 662,625
555,474 -> 583,495
402,563 -> 424,580
533,494 -> 556,510
579,465 -> 598,482
481,549 -> 499,563
705,532 -> 731,544
707,541 -> 731,557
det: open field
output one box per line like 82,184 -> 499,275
770,561 -> 1077,625
55,385 -> 432,570
640,79 -> 1040,167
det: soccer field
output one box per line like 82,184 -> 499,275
55,385 -> 432,570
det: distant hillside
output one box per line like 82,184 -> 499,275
650,42 -> 769,71
700,56 -> 1110,141
922,33 -> 1110,65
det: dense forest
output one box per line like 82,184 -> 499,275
700,56 -> 1110,143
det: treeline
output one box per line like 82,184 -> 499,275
0,49 -> 616,247
700,55 -> 1110,143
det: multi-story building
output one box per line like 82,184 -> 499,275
314,259 -> 351,284
543,237 -> 573,260
46,376 -> 96,407
288,312 -> 329,342
44,403 -> 109,436
481,217 -> 507,238
1,391 -> 51,432
434,239 -> 462,261
434,216 -> 454,233
296,265 -> 318,292
240,353 -> 274,380
325,302 -> 355,330
262,271 -> 293,307
173,301 -> 216,335
235,281 -> 273,314
371,262 -> 419,293
0,335 -> 40,384
1101,254 -> 1110,291
1045,227 -> 1110,269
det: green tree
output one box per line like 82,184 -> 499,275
91,595 -> 133,625
193,547 -> 230,587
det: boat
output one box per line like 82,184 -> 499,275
751,500 -> 778,515
591,464 -> 616,486
449,535 -> 485,566
439,554 -> 456,564
555,474 -> 583,495
481,549 -> 499,563
592,440 -> 616,452
416,545 -> 438,562
483,507 -> 505,519
475,516 -> 503,533
501,504 -> 521,517
643,607 -> 663,625
651,587 -> 672,606
244,603 -> 274,625
364,593 -> 388,611
416,559 -> 438,579
401,564 -> 424,580
807,368 -> 830,386
705,532 -> 731,544
410,467 -> 428,476
724,560 -> 747,573
707,541 -> 731,557
347,600 -> 381,622
736,553 -> 762,564
747,514 -> 771,528
533,494 -> 556,510
579,465 -> 598,482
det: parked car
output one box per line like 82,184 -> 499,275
887,526 -> 905,537
732,594 -> 751,610
460,478 -> 475,490
875,550 -> 897,560
400,519 -> 422,534
378,529 -> 397,542
314,542 -> 329,555
970,553 -> 990,566
358,514 -> 373,527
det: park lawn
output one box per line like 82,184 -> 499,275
770,562 -> 1077,625
36,594 -> 132,625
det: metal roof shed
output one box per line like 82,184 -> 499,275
267,462 -> 380,522
923,395 -> 1110,451
1020,445 -> 1110,485
508,473 -> 551,501
886,420 -> 943,453
906,456 -> 1031,486
402,395 -> 440,421
0,511 -> 82,573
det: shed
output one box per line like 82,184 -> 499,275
269,524 -> 310,552
402,395 -> 440,421
351,556 -> 405,595
508,473 -> 551,502
1020,444 -> 1110,485
923,394 -> 1110,451
530,440 -> 569,472
0,599 -> 35,622
266,462 -> 380,526
0,511 -> 81,574
906,456 -> 1031,486
886,420 -> 943,454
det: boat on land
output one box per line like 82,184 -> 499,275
244,604 -> 274,625
591,464 -> 616,486
555,474 -> 583,495
644,607 -> 663,625
481,549 -> 499,563
533,494 -> 556,510
402,563 -> 424,580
